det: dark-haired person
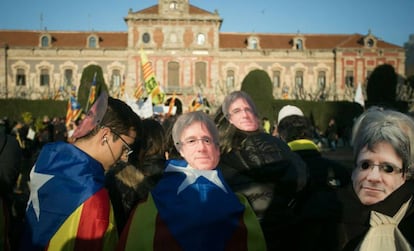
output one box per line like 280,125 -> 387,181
20,92 -> 141,251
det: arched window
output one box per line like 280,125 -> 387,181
111,70 -> 121,89
296,39 -> 303,50
195,62 -> 206,86
41,36 -> 49,47
273,71 -> 280,88
64,69 -> 73,86
318,71 -> 326,89
226,70 -> 235,89
40,69 -> 50,86
89,37 -> 97,48
168,62 -> 180,87
295,71 -> 303,88
16,68 -> 26,86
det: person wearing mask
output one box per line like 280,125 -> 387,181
118,111 -> 266,251
214,91 -> 307,250
300,107 -> 414,250
20,92 -> 140,251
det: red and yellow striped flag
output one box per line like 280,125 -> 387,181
140,49 -> 165,105
166,92 -> 176,116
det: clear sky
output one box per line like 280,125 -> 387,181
1,0 -> 413,47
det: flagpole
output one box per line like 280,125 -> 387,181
85,72 -> 97,112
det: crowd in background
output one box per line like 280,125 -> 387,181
1,90 -> 414,250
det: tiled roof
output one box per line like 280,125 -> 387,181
0,30 -> 401,50
219,32 -> 401,50
0,30 -> 128,48
132,4 -> 215,15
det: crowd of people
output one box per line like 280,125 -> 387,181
1,90 -> 414,250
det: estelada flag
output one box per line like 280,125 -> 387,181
65,96 -> 82,127
87,72 -> 97,109
20,142 -> 118,251
140,49 -> 165,105
117,159 -> 266,251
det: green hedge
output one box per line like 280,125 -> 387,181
0,99 -> 67,122
272,100 -> 364,136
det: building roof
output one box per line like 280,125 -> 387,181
0,30 -> 128,48
219,32 -> 401,50
0,30 -> 401,50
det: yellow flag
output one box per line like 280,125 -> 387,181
140,49 -> 165,105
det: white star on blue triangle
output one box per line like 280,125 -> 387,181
165,163 -> 228,194
27,165 -> 54,220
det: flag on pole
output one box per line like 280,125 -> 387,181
354,82 -> 365,108
134,82 -> 144,101
140,49 -> 165,105
166,92 -> 176,116
65,96 -> 82,127
86,72 -> 97,111
189,93 -> 203,112
118,79 -> 126,99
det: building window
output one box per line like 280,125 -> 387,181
318,71 -> 326,89
142,33 -> 151,43
296,39 -> 303,50
195,62 -> 206,87
226,70 -> 235,89
40,69 -> 50,86
64,69 -> 73,86
168,62 -> 180,87
41,36 -> 49,47
273,71 -> 280,88
345,70 -> 354,87
295,71 -> 303,88
111,70 -> 121,89
196,33 -> 205,45
89,37 -> 97,48
16,68 -> 26,86
169,1 -> 178,9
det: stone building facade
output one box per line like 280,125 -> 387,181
0,0 -> 406,113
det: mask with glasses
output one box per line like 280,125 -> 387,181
178,137 -> 214,147
357,160 -> 403,174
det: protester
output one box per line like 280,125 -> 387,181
20,92 -> 140,251
118,111 -> 266,251
325,117 -> 338,151
277,105 -> 351,192
0,130 -> 22,251
106,118 -> 166,235
298,107 -> 414,250
214,91 -> 307,250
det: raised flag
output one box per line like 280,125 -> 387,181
354,82 -> 365,108
140,49 -> 165,105
65,96 -> 82,127
166,92 -> 176,116
134,82 -> 144,101
189,93 -> 203,112
86,72 -> 97,111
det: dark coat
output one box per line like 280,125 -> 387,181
219,130 -> 307,250
295,181 -> 414,251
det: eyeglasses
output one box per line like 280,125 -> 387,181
111,131 -> 133,156
230,107 -> 253,117
179,137 -> 214,147
357,160 -> 403,174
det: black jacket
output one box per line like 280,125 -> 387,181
219,130 -> 307,250
295,181 -> 414,251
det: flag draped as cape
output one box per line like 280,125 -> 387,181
21,142 -> 117,251
118,159 -> 266,251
